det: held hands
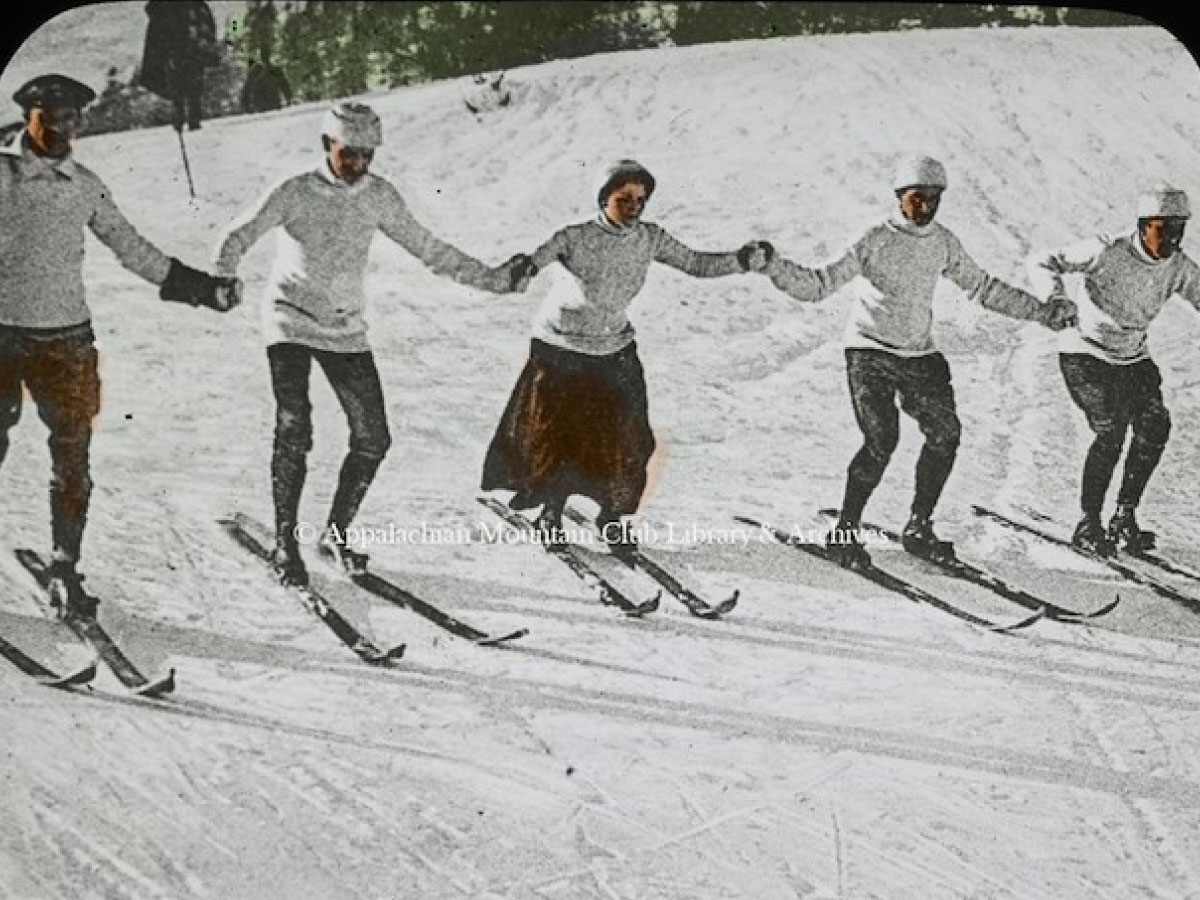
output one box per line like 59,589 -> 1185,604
737,240 -> 775,273
160,258 -> 243,312
502,253 -> 538,292
1037,293 -> 1078,331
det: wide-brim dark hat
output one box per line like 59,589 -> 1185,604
13,74 -> 96,111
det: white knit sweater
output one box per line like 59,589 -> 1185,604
215,159 -> 506,352
525,214 -> 742,356
1027,231 -> 1200,364
766,212 -> 1045,356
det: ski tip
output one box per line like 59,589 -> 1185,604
625,592 -> 661,617
1090,594 -> 1122,618
713,589 -> 741,616
689,589 -> 739,619
135,668 -> 177,698
1057,593 -> 1122,623
364,643 -> 407,665
476,627 -> 530,647
40,657 -> 99,689
989,606 -> 1046,634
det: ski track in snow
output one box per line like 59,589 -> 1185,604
3,15 -> 1200,900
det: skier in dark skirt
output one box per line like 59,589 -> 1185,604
481,159 -> 767,543
1029,184 -> 1200,556
760,155 -> 1076,569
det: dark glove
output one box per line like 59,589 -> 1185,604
737,240 -> 775,273
1037,294 -> 1077,332
160,258 -> 242,311
504,253 -> 538,291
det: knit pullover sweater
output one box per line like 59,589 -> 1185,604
526,214 -> 742,356
766,212 -> 1046,356
215,159 -> 505,352
1027,231 -> 1200,364
0,132 -> 170,329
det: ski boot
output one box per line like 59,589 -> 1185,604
270,538 -> 310,587
1107,505 -> 1156,555
597,508 -> 638,554
533,501 -> 566,546
1071,515 -> 1116,558
825,522 -> 872,570
508,490 -> 537,511
46,559 -> 99,620
901,515 -> 956,564
317,526 -> 369,577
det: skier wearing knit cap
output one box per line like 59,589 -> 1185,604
1027,184 -> 1200,557
215,101 -> 532,586
755,155 -> 1076,569
481,158 -> 767,543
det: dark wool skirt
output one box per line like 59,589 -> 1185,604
481,339 -> 656,516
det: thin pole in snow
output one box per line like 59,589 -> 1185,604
176,127 -> 196,199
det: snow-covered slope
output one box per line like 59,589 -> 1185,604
3,22 -> 1200,900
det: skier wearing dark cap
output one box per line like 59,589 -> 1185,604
1,74 -> 241,617
1028,184 -> 1200,556
481,158 -> 768,543
758,155 -> 1076,569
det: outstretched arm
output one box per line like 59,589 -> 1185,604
947,237 -> 1073,330
378,185 -> 513,293
651,226 -> 744,278
87,174 -> 239,312
214,181 -> 289,277
1173,253 -> 1200,313
85,175 -> 172,285
764,245 -> 860,304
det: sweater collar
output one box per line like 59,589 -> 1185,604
595,211 -> 639,235
1,130 -> 79,179
1129,228 -> 1170,266
887,208 -> 936,237
317,156 -> 369,194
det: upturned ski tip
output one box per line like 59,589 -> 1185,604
38,657 -> 99,690
134,667 -> 177,698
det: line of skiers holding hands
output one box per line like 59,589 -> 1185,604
3,72 -> 1198,618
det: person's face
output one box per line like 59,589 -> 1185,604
327,139 -> 374,183
604,181 -> 648,227
1140,217 -> 1187,260
26,105 -> 80,158
898,186 -> 942,226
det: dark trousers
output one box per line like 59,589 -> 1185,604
839,349 -> 962,526
0,324 -> 101,564
1059,353 -> 1170,519
268,344 -> 392,544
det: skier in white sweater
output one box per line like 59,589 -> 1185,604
1027,184 -> 1200,556
758,155 -> 1075,569
2,73 -> 240,618
215,102 -> 531,585
481,158 -> 765,543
